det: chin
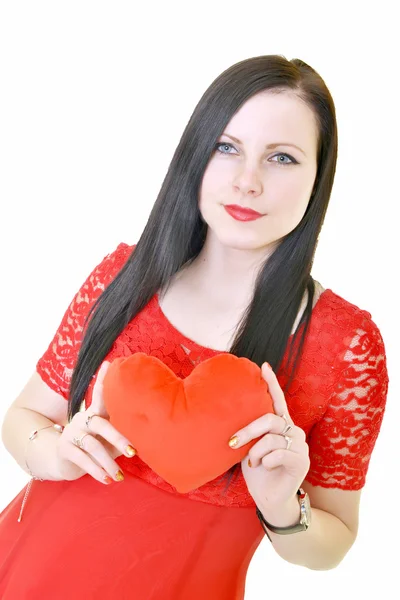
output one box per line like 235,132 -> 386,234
200,205 -> 278,251
212,226 -> 276,252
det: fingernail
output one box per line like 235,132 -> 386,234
228,435 -> 240,448
124,445 -> 137,457
103,475 -> 113,485
248,458 -> 252,468
115,470 -> 125,482
264,362 -> 272,369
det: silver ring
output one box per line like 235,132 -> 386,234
85,413 -> 97,430
284,435 -> 293,451
73,433 -> 90,449
280,413 -> 293,436
281,423 -> 293,435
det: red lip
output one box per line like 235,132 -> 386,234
224,204 -> 264,222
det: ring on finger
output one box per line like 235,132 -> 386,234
281,423 -> 293,435
280,413 -> 293,436
85,413 -> 97,430
73,433 -> 90,450
284,435 -> 293,451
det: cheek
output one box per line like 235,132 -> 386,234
270,171 -> 314,212
200,160 -> 232,198
199,171 -> 221,215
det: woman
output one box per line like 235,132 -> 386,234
0,55 -> 389,599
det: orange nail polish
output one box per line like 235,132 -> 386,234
115,470 -> 125,482
248,458 -> 252,468
103,475 -> 113,485
228,435 -> 239,448
124,445 -> 137,457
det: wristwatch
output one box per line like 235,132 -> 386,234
256,488 -> 311,537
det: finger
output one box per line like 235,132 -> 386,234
229,413 -> 298,449
89,361 -> 111,417
248,433 -> 301,467
101,439 -> 126,460
76,410 -> 137,459
261,363 -> 293,423
69,434 -> 126,481
261,447 -> 310,473
59,440 -> 115,485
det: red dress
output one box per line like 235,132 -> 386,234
0,243 -> 389,599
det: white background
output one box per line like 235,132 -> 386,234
0,1 -> 398,598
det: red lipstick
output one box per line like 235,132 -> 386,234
224,204 -> 264,222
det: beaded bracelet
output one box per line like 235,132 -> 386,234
17,423 -> 64,523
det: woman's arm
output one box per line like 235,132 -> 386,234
1,371 -> 69,480
257,483 -> 360,570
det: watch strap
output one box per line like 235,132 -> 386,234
256,489 -> 310,536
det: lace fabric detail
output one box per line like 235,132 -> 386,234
36,243 -> 389,506
36,243 -> 133,399
304,305 -> 389,489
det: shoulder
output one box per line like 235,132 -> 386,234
316,282 -> 376,331
315,286 -> 387,379
70,242 -> 137,305
104,241 -> 136,267
303,280 -> 381,343
94,242 -> 136,281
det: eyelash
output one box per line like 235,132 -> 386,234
214,142 -> 298,165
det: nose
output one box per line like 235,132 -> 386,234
232,166 -> 263,197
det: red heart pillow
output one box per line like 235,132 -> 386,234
102,352 -> 274,493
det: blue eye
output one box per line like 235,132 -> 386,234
271,153 -> 297,165
214,143 -> 298,165
215,142 -> 236,154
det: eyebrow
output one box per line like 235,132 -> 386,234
221,133 -> 306,157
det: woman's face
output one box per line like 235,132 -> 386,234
198,90 -> 319,251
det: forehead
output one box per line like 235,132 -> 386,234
225,91 -> 318,151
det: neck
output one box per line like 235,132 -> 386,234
184,230 -> 277,306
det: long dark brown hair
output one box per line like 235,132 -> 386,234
68,54 -> 338,490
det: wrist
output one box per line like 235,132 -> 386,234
26,424 -> 65,481
257,495 -> 301,529
17,422 -> 64,523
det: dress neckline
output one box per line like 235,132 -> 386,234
154,288 -> 332,356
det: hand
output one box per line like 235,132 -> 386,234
229,363 -> 310,509
55,362 -> 137,484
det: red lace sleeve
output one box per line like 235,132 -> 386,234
305,314 -> 389,490
36,242 -> 133,399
